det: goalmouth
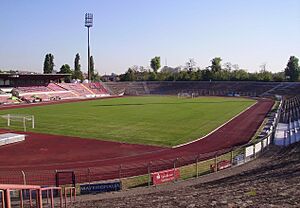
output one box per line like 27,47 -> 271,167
177,92 -> 196,99
1,114 -> 35,132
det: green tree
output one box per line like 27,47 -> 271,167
121,68 -> 136,81
150,56 -> 161,73
73,53 -> 83,80
148,71 -> 157,81
202,68 -> 213,81
285,56 -> 299,81
43,53 -> 54,74
213,70 -> 230,81
257,70 -> 273,81
230,69 -> 249,81
211,57 -> 222,73
177,71 -> 190,81
59,64 -> 72,82
273,72 -> 285,82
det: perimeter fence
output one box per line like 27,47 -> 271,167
0,136 -> 272,189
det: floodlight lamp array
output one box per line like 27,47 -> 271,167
85,13 -> 93,27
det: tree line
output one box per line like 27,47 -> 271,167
119,56 -> 300,82
43,53 -> 100,82
42,53 -> 299,83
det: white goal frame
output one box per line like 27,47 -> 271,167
1,114 -> 35,132
177,92 -> 195,99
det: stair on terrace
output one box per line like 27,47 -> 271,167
57,83 -> 93,97
83,82 -> 109,95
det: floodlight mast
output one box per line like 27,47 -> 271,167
85,13 -> 93,82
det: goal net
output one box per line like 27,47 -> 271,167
1,114 -> 35,131
177,92 -> 196,99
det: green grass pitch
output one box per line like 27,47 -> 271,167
0,96 -> 255,147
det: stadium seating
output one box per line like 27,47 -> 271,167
274,95 -> 300,146
105,81 -> 280,97
0,95 -> 10,104
46,83 -> 66,91
0,82 -> 112,105
17,85 -> 52,93
57,83 -> 94,97
83,82 -> 110,95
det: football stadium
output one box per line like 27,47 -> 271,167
1,1 -> 300,207
1,74 -> 300,207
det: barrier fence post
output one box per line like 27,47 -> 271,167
21,170 -> 26,185
231,150 -> 234,164
173,158 -> 178,182
50,189 -> 54,208
32,115 -> 35,129
38,189 -> 43,208
29,190 -> 33,207
214,154 -> 218,172
147,162 -> 151,187
87,168 -> 91,193
23,117 -> 26,132
196,156 -> 199,178
19,190 -> 24,208
243,147 -> 246,163
4,189 -> 11,208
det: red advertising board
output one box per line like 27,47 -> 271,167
218,160 -> 231,170
151,168 -> 180,185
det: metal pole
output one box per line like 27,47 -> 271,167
4,189 -> 11,208
32,116 -> 35,129
7,114 -> 10,126
147,162 -> 151,187
173,158 -> 177,183
0,190 -> 5,208
87,27 -> 90,82
21,170 -> 26,185
38,189 -> 43,208
46,189 -> 49,204
29,190 -> 33,208
23,117 -> 26,132
87,168 -> 91,194
214,154 -> 218,172
50,189 -> 54,208
59,189 -> 63,208
196,156 -> 199,178
19,190 -> 24,208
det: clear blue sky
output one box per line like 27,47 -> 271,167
0,0 -> 299,74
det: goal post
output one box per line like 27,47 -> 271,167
1,114 -> 35,131
177,92 -> 196,99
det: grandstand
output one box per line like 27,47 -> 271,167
274,95 -> 300,146
0,73 -> 111,104
105,81 -> 300,97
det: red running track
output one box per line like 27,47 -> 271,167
0,98 -> 274,185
